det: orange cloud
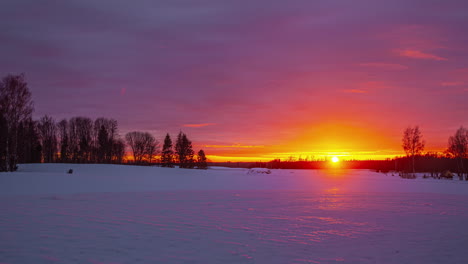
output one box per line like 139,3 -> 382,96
183,123 -> 216,128
204,144 -> 264,149
344,89 -> 367,94
396,49 -> 447,61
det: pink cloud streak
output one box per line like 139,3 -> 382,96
183,123 -> 216,128
397,49 -> 447,61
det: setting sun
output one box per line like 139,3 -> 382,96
331,156 -> 339,163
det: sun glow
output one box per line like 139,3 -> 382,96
331,156 -> 339,163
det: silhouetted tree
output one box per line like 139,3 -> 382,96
56,117 -> 123,164
38,115 -> 58,163
106,119 -> 119,163
402,126 -> 425,174
112,138 -> 126,164
97,125 -> 109,163
0,74 -> 34,171
69,117 -> 93,162
57,119 -> 70,162
175,131 -> 194,168
448,127 -> 468,180
126,132 -> 143,164
146,141 -> 159,164
0,113 -> 8,171
161,133 -> 174,167
68,118 -> 79,162
17,118 -> 41,164
93,118 -> 118,163
196,149 -> 208,169
125,131 -> 159,164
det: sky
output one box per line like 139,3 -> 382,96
1,0 -> 468,161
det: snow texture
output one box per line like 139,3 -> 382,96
1,164 -> 468,264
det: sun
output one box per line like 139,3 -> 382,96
331,156 -> 339,163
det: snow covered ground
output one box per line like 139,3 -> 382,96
1,164 -> 468,263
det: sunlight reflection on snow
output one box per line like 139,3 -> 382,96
1,190 -> 467,263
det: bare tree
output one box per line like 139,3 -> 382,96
69,117 -> 93,163
112,138 -> 126,164
402,126 -> 425,174
57,119 -> 70,162
0,113 -> 7,171
38,115 -> 58,163
0,74 -> 34,171
96,124 -> 109,163
146,141 -> 158,164
126,132 -> 144,164
68,118 -> 79,162
17,118 -> 41,164
448,127 -> 468,180
125,131 -> 159,164
107,119 -> 118,162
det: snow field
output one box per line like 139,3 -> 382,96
1,164 -> 468,263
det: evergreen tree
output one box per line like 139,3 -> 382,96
175,131 -> 195,168
175,131 -> 185,167
161,133 -> 174,167
93,118 -> 118,163
184,134 -> 195,168
196,149 -> 208,169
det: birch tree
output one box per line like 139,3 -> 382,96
402,126 -> 425,174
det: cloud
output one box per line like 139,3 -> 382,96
359,62 -> 408,70
441,81 -> 464,86
204,144 -> 264,149
1,0 -> 467,161
344,89 -> 367,94
344,81 -> 388,94
396,49 -> 447,61
183,123 -> 216,128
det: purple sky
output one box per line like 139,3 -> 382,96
1,0 -> 468,160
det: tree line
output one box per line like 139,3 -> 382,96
400,125 -> 468,179
258,126 -> 468,180
0,74 -> 208,171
